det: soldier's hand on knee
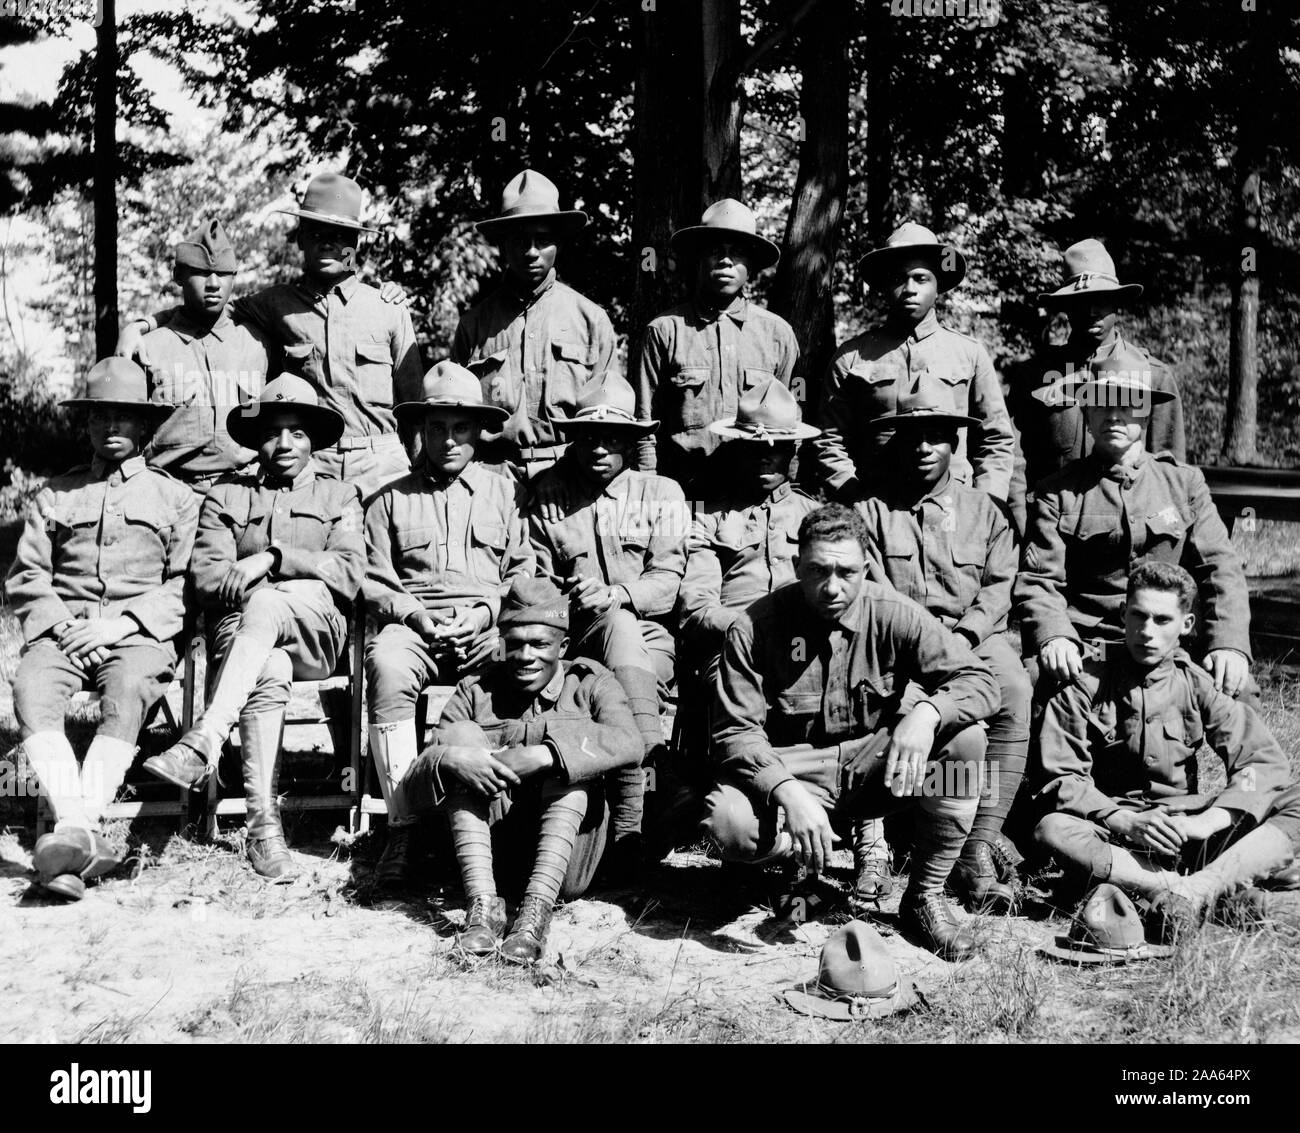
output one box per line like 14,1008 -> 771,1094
1039,638 -> 1083,683
218,553 -> 274,606
1124,807 -> 1185,857
1204,649 -> 1249,698
774,780 -> 838,873
885,704 -> 940,797
59,616 -> 135,661
440,744 -> 522,797
407,610 -> 446,643
496,744 -> 553,780
571,578 -> 617,613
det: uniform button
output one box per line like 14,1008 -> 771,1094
528,333 -> 535,340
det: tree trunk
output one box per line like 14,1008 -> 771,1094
770,0 -> 849,411
702,0 -> 743,203
93,0 -> 117,362
863,0 -> 894,251
1223,167 -> 1262,465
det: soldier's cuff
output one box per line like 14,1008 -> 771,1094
23,600 -> 77,644
753,763 -> 795,802
273,544 -> 314,578
915,695 -> 956,731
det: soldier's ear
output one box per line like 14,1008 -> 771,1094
558,634 -> 570,656
1180,610 -> 1196,638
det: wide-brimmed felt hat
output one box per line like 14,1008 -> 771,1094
866,393 -> 979,432
226,373 -> 346,451
498,577 -> 570,632
175,218 -> 237,273
1038,239 -> 1144,307
394,360 -> 510,425
670,199 -> 781,273
709,379 -> 819,442
782,921 -> 924,1020
63,358 -> 174,422
1055,345 -> 1175,411
475,170 -> 589,240
859,222 -> 967,293
276,172 -> 378,235
554,371 -> 657,435
1038,884 -> 1175,965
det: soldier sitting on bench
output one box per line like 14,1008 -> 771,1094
6,359 -> 197,901
144,375 -> 365,881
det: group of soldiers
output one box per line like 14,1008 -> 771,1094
6,167 -> 1299,966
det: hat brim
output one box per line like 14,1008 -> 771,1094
859,243 -> 967,292
708,418 -> 820,441
394,399 -> 511,425
867,412 -> 980,432
1058,378 -> 1176,408
670,226 -> 781,273
225,400 -> 347,451
1038,282 -> 1143,307
781,979 -> 923,1020
62,398 -> 174,422
476,210 -> 589,240
554,415 -> 658,435
1036,937 -> 1174,965
277,207 -> 379,235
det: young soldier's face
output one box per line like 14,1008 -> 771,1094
175,266 -> 235,318
885,258 -> 939,322
503,625 -> 569,695
1084,401 -> 1144,461
896,426 -> 955,487
87,407 -> 151,462
795,538 -> 867,622
739,441 -> 795,495
1124,587 -> 1195,667
571,428 -> 632,484
499,223 -> 560,290
256,410 -> 313,479
1065,298 -> 1119,345
422,410 -> 478,478
296,221 -> 359,284
696,240 -> 752,304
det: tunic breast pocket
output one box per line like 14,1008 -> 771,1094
1141,507 -> 1187,556
469,517 -> 508,574
775,688 -> 822,727
1063,511 -> 1120,548
49,505 -> 100,550
122,501 -> 169,555
667,366 -> 713,430
152,400 -> 208,449
547,339 -> 597,412
282,341 -> 318,383
742,367 -> 774,391
467,349 -> 517,413
394,524 -> 437,571
355,340 -> 394,406
287,507 -> 329,554
950,540 -> 987,603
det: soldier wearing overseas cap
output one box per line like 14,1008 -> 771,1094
854,394 -> 1031,913
452,170 -> 616,481
811,222 -> 1015,504
117,173 -> 423,501
400,577 -> 643,964
6,359 -> 198,901
362,362 -> 536,887
527,371 -> 690,880
142,375 -> 365,881
1004,239 -> 1186,533
633,199 -> 798,501
1014,348 -> 1252,700
134,219 -> 272,497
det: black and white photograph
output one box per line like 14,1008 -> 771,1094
1,0 -> 1298,1070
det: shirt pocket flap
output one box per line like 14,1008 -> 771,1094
669,366 -> 709,389
1162,712 -> 1203,750
1145,508 -> 1185,537
470,517 -> 508,550
284,342 -> 314,361
951,540 -> 987,567
742,367 -> 775,388
123,499 -> 165,531
776,689 -> 822,717
714,516 -> 761,550
848,357 -> 897,384
551,339 -> 596,365
356,340 -> 391,364
467,349 -> 508,377
54,504 -> 101,530
1062,510 -> 1116,540
395,525 -> 436,552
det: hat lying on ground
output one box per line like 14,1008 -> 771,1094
1038,883 -> 1175,965
226,373 -> 346,451
63,358 -> 174,422
859,222 -> 967,293
782,921 -> 924,1020
709,379 -> 819,443
1037,239 -> 1143,307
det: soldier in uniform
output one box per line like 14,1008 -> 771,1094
452,170 -> 616,481
363,362 -> 535,886
1035,561 -> 1299,929
143,376 -> 365,880
135,219 -> 271,497
6,359 -> 198,900
633,199 -> 798,500
705,504 -> 1000,959
401,577 -> 642,963
116,173 -> 422,501
855,397 -> 1031,911
528,372 -> 689,878
812,222 -> 1014,504
1005,239 -> 1186,533
1015,348 -> 1251,700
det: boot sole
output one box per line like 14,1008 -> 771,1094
141,759 -> 208,791
42,874 -> 87,901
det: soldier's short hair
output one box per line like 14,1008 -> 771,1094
1127,559 -> 1197,612
798,503 -> 869,555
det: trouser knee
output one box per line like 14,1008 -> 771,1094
365,648 -> 426,724
1034,812 -> 1111,881
244,649 -> 293,717
700,782 -> 771,862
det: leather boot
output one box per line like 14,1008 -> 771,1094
949,838 -> 1017,913
147,631 -> 275,788
850,817 -> 894,905
1145,891 -> 1200,945
375,822 -> 416,888
81,735 -> 138,827
456,894 -> 508,955
1260,862 -> 1300,891
240,707 -> 297,882
902,796 -> 980,960
900,890 -> 979,961
367,720 -> 420,887
501,895 -> 554,965
32,827 -> 121,902
23,731 -> 90,829
1170,823 -> 1295,910
989,832 -> 1025,884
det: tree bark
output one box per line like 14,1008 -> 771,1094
93,0 -> 117,362
863,0 -> 894,252
770,0 -> 849,409
1223,166 -> 1262,465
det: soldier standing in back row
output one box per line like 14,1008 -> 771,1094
453,170 -> 616,482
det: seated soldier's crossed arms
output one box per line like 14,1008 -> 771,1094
401,578 -> 642,963
704,504 -> 1000,959
1034,561 -> 1300,933
6,359 -> 198,901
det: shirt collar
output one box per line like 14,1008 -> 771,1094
835,590 -> 866,634
507,268 -> 557,308
423,459 -> 480,493
766,481 -> 791,504
300,272 -> 360,303
169,307 -> 235,344
91,454 -> 146,481
900,308 -> 940,342
691,293 -> 748,326
1089,446 -> 1148,485
536,663 -> 566,706
261,461 -> 317,492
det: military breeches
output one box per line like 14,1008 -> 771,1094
570,608 -> 675,688
365,621 -> 494,724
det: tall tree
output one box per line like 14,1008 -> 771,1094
93,0 -> 117,361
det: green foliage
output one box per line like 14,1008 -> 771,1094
0,347 -> 80,481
